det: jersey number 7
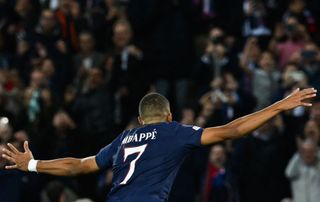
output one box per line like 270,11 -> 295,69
120,144 -> 147,185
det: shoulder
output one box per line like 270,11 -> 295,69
173,122 -> 203,135
143,122 -> 184,135
165,121 -> 186,132
174,122 -> 203,148
180,123 -> 202,131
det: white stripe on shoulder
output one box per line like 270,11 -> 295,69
192,126 -> 201,131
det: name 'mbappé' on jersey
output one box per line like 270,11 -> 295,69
95,121 -> 203,202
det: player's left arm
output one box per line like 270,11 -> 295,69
201,88 -> 317,145
2,141 -> 100,176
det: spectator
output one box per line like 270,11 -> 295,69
242,0 -> 271,38
283,0 -> 317,34
42,181 -> 66,202
242,51 -> 281,110
203,145 -> 231,202
239,37 -> 261,92
194,27 -> 239,97
55,0 -> 83,51
22,69 -> 56,158
303,119 -> 320,145
127,0 -> 195,115
231,117 -> 290,202
285,139 -> 320,202
270,16 -> 308,68
310,102 -> 320,127
180,108 -> 196,125
32,9 -> 63,59
49,111 -> 78,158
14,0 -> 39,32
89,0 -> 123,51
73,31 -> 104,89
198,72 -> 256,127
111,19 -> 148,125
40,58 -> 66,97
41,180 -> 78,202
299,41 -> 320,89
31,9 -> 72,93
72,68 -> 114,153
281,63 -> 308,91
14,39 -> 33,85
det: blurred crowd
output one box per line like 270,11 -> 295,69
0,0 -> 320,202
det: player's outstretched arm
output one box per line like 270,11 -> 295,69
201,88 -> 317,145
2,141 -> 99,176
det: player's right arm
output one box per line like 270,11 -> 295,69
2,141 -> 99,176
200,88 -> 317,145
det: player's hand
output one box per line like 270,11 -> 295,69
278,88 -> 317,111
2,141 -> 34,171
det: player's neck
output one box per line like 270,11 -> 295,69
143,119 -> 168,125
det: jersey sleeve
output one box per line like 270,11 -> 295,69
95,135 -> 122,170
175,122 -> 204,149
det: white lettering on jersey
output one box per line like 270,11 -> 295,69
139,133 -> 146,141
146,132 -> 152,140
122,136 -> 128,144
133,134 -> 138,142
122,129 -> 157,145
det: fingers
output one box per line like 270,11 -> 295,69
5,165 -> 18,170
2,154 -> 16,163
299,88 -> 317,105
7,143 -> 19,154
301,102 -> 313,107
23,141 -> 30,152
301,93 -> 317,100
301,88 -> 317,95
2,148 -> 16,157
299,88 -> 317,107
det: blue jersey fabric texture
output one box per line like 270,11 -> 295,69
95,121 -> 204,202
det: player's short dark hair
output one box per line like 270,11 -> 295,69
139,93 -> 170,119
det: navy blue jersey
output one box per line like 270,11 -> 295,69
95,121 -> 204,202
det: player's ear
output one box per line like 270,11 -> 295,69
166,113 -> 173,122
138,116 -> 144,125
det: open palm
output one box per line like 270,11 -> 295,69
2,141 -> 34,171
280,88 -> 317,111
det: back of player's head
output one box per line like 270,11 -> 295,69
139,93 -> 171,121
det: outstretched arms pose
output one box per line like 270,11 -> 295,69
2,88 -> 317,175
